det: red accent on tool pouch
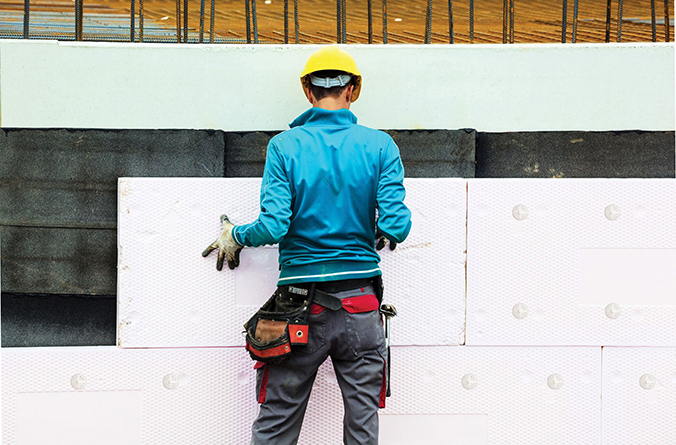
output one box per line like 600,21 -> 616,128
244,285 -> 315,364
289,323 -> 309,345
256,362 -> 270,404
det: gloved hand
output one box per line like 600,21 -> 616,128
375,228 -> 397,251
202,214 -> 244,270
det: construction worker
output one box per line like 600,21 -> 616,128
203,46 -> 412,444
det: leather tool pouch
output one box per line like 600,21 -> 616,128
244,284 -> 315,364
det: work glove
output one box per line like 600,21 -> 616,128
202,214 -> 243,270
375,228 -> 397,251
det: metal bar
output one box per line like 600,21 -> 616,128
139,0 -> 144,42
245,0 -> 251,43
176,0 -> 181,42
130,0 -> 135,42
209,0 -> 215,43
448,0 -> 453,43
368,0 -> 373,43
572,0 -> 579,43
562,0 -> 567,43
342,0 -> 346,43
252,0 -> 258,43
337,0 -> 341,42
509,0 -> 514,43
183,0 -> 188,42
199,0 -> 205,42
78,0 -> 83,39
425,0 -> 432,43
23,0 -> 29,39
651,0 -> 656,42
294,0 -> 298,43
382,0 -> 387,43
665,0 -> 670,43
469,0 -> 474,43
503,0 -> 507,43
605,0 -> 611,43
284,0 -> 289,43
616,0 -> 622,42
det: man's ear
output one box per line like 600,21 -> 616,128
345,85 -> 355,103
307,87 -> 316,105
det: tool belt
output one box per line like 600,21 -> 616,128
244,277 -> 382,363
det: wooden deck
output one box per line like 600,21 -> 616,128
1,0 -> 673,43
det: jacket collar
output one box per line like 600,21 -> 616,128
290,107 -> 358,128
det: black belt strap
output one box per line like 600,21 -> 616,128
316,277 -> 374,293
312,289 -> 343,311
285,277 -> 375,311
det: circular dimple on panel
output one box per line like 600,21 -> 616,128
512,303 -> 529,319
547,374 -> 564,390
128,311 -> 141,323
178,373 -> 190,386
534,205 -> 548,217
237,372 -> 248,386
579,370 -> 592,384
605,303 -> 622,319
324,370 -> 337,384
446,203 -> 459,216
611,370 -> 624,383
604,204 -> 621,221
189,203 -> 203,219
670,372 -> 676,386
422,370 -> 436,384
512,204 -> 529,221
461,373 -> 478,390
163,373 -> 180,390
474,309 -> 487,322
71,374 -> 87,390
633,205 -> 646,219
532,308 -> 545,322
521,370 -> 535,384
475,204 -> 489,216
631,308 -> 644,322
188,310 -> 200,323
639,374 -> 656,390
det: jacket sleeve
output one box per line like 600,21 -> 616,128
231,140 -> 293,247
376,137 -> 412,243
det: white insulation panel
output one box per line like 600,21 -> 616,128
466,179 -> 676,346
1,347 -> 258,445
1,346 -> 602,445
306,346 -> 602,444
602,347 -> 676,445
117,178 -> 466,348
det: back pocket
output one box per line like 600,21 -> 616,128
345,310 -> 384,355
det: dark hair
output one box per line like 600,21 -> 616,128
307,70 -> 355,101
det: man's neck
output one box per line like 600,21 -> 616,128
312,97 -> 350,111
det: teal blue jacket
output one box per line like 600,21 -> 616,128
232,107 -> 412,284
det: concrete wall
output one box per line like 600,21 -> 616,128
0,40 -> 673,131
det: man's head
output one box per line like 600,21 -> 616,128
300,46 -> 362,109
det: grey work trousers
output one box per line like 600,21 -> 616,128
250,285 -> 387,445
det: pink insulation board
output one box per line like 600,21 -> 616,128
117,178 -> 466,348
602,347 -> 676,444
466,179 -> 676,346
2,346 -> 258,444
2,345 -> 602,444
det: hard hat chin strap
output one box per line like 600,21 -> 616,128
309,73 -> 352,88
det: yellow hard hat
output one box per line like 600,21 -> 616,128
300,46 -> 362,102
